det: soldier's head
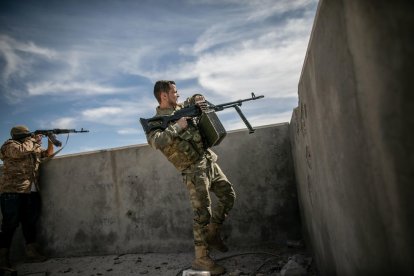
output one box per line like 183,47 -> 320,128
153,80 -> 179,108
10,125 -> 30,139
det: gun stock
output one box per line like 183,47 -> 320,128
140,105 -> 201,134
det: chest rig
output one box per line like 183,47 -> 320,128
160,121 -> 206,171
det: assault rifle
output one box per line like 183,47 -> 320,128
13,128 -> 89,147
140,93 -> 264,134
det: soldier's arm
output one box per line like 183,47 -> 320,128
3,138 -> 40,159
147,117 -> 189,150
44,136 -> 54,157
147,124 -> 182,150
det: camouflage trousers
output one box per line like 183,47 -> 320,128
182,157 -> 236,247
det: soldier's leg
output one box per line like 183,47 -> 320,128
0,193 -> 21,249
0,193 -> 21,268
21,192 -> 41,244
210,163 -> 236,224
21,192 -> 47,262
183,170 -> 225,275
206,163 -> 236,253
183,170 -> 212,247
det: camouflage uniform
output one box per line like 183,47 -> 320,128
146,103 -> 236,247
0,137 -> 47,193
0,134 -> 48,258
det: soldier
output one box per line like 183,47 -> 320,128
146,80 -> 236,275
0,125 -> 57,269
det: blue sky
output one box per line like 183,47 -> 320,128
0,0 -> 318,158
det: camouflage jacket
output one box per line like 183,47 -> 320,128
146,104 -> 217,171
0,138 -> 48,193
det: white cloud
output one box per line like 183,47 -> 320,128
45,97 -> 155,132
0,35 -> 140,101
136,2 -> 315,101
0,35 -> 56,79
175,23 -> 311,100
79,98 -> 153,126
20,41 -> 57,59
50,117 -> 77,129
0,35 -> 57,100
82,107 -> 123,120
117,128 -> 139,135
36,117 -> 77,130
27,81 -> 133,96
246,0 -> 315,21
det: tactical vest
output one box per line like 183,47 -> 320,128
159,121 -> 206,171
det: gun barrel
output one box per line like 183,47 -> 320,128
212,94 -> 264,110
75,128 -> 89,133
34,128 -> 89,135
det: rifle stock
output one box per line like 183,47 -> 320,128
140,105 -> 201,133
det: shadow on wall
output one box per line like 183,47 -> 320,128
290,0 -> 414,275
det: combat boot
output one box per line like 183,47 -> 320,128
192,245 -> 225,275
25,243 -> 47,263
206,223 -> 228,252
0,248 -> 11,269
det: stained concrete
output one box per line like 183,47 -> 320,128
290,0 -> 414,275
14,246 -> 316,276
1,123 -> 302,262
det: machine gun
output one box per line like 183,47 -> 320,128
140,93 -> 264,147
14,128 -> 89,147
205,93 -> 265,133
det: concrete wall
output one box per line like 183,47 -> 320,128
1,124 -> 301,259
290,0 -> 414,275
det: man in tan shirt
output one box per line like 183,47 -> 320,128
0,125 -> 56,269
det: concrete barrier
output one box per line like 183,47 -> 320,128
1,124 -> 302,259
290,0 -> 414,275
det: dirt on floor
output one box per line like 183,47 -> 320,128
12,243 -> 318,276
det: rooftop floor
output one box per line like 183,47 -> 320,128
13,244 -> 316,276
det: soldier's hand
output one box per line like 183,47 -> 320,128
193,94 -> 208,112
35,134 -> 43,144
196,101 -> 208,112
177,117 -> 190,130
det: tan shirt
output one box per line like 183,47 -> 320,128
0,138 -> 48,193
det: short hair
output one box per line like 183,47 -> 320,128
153,80 -> 175,103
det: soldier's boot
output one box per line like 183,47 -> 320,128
206,223 -> 228,252
192,245 -> 225,275
25,243 -> 47,263
0,248 -> 12,269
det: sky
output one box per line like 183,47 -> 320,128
0,0 -> 318,158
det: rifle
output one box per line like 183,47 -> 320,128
140,93 -> 264,134
14,128 -> 89,147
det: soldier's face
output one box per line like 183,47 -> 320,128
167,84 -> 179,107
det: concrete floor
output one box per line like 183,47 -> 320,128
12,245 -> 316,276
